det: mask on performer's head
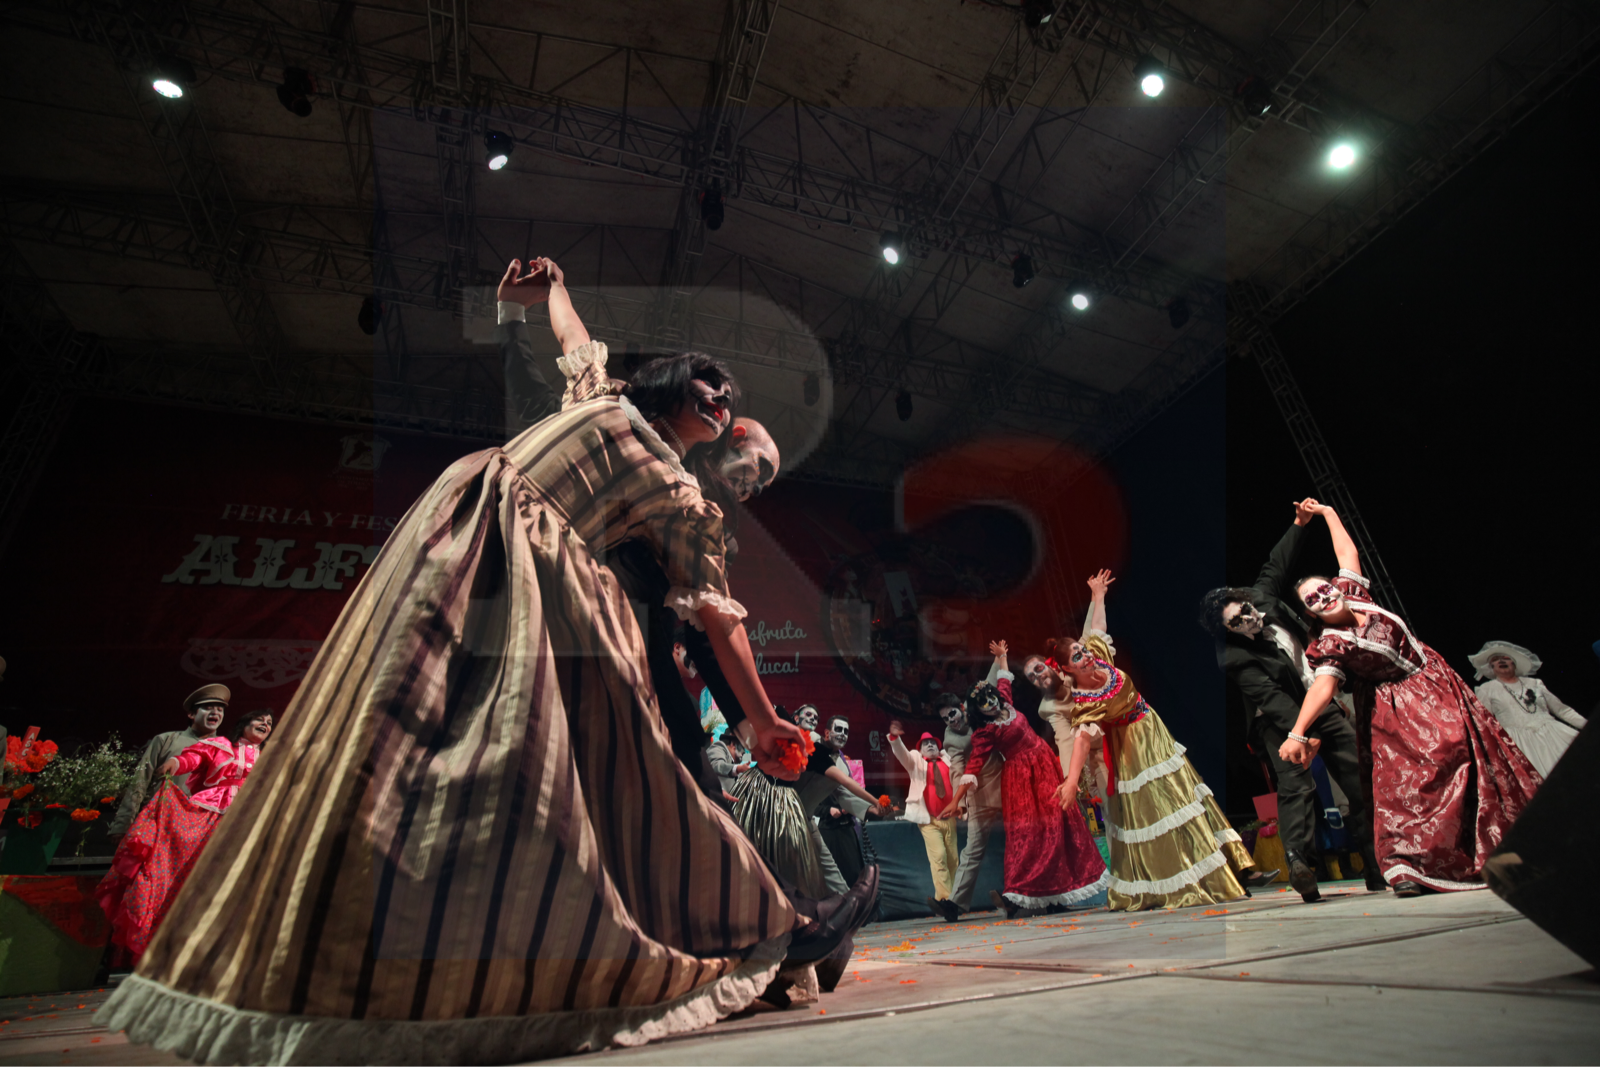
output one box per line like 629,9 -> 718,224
1223,601 -> 1266,637
1300,580 -> 1342,617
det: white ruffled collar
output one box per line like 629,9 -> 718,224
617,395 -> 700,490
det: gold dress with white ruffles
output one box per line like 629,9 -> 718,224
1068,631 -> 1256,910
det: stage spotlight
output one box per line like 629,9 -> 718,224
700,183 -> 725,231
358,296 -> 381,336
276,67 -> 315,117
1070,289 -> 1090,311
803,371 -> 820,407
895,389 -> 913,421
1328,141 -> 1357,169
1022,0 -> 1054,28
1234,75 -> 1273,117
1011,253 -> 1035,289
485,130 -> 514,171
1167,297 -> 1191,329
1135,57 -> 1165,98
880,232 -> 902,266
149,56 -> 196,99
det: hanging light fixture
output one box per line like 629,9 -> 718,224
149,55 -> 196,99
895,389 -> 913,421
880,232 -> 903,266
1012,253 -> 1035,289
485,130 -> 514,171
276,67 -> 316,117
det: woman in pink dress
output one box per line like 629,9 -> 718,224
945,641 -> 1109,918
98,710 -> 273,959
1277,501 -> 1540,896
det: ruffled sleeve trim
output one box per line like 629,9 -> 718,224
1337,568 -> 1370,588
556,339 -> 608,380
1084,628 -> 1117,661
666,586 -> 747,631
618,396 -> 700,490
1314,664 -> 1346,682
960,773 -> 978,789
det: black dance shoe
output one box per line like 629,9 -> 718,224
990,889 -> 1021,920
1242,867 -> 1281,891
1361,849 -> 1389,892
927,896 -> 961,923
788,865 -> 880,963
1286,852 -> 1321,903
1393,879 -> 1426,897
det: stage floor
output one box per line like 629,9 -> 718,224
3,881 -> 1595,1065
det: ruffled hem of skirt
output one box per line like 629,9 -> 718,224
1383,863 -> 1490,893
1005,867 -> 1110,909
1108,847 -> 1233,897
96,934 -> 790,1066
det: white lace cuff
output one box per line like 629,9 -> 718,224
556,339 -> 608,379
1314,664 -> 1346,683
1076,721 -> 1105,742
1337,568 -> 1370,588
960,773 -> 979,789
496,301 -> 526,324
666,587 -> 748,631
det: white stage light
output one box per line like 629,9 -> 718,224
1328,143 -> 1357,169
152,78 -> 183,99
1141,73 -> 1165,97
1071,292 -> 1090,311
880,232 -> 903,265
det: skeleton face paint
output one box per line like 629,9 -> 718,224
1223,601 -> 1266,637
967,683 -> 1004,719
1301,581 -> 1342,616
919,740 -> 940,760
1023,658 -> 1055,691
939,704 -> 969,734
687,377 -> 732,436
826,719 -> 849,750
795,706 -> 819,732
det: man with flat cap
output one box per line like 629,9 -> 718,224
107,684 -> 230,838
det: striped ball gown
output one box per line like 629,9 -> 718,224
98,345 -> 796,1064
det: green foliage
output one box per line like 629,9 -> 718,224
33,734 -> 138,812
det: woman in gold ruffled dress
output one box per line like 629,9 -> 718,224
1024,570 -> 1274,911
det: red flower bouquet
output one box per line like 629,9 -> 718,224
773,731 -> 815,775
70,808 -> 101,822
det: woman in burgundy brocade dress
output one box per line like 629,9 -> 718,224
1278,502 -> 1540,896
945,644 -> 1109,917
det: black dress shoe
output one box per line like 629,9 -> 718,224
927,895 -> 960,923
1242,868 -> 1280,890
1393,879 -> 1425,898
1361,850 -> 1388,892
788,865 -> 880,962
1286,852 -> 1321,903
990,889 -> 1021,919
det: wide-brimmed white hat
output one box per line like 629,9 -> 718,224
1469,641 -> 1541,680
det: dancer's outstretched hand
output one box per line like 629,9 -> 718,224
497,258 -> 551,306
988,640 -> 1008,658
1086,569 -> 1116,598
748,716 -> 809,780
1054,780 -> 1077,811
1293,497 -> 1320,525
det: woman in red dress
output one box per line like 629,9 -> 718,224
98,710 -> 273,960
1278,502 -> 1541,896
946,642 -> 1109,918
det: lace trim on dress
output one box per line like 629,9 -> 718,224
616,396 -> 700,490
1314,664 -> 1347,682
1115,743 -> 1188,795
1107,848 -> 1234,898
97,936 -> 789,1066
1337,567 -> 1370,588
555,339 -> 609,381
1382,863 -> 1489,893
666,587 -> 748,631
1104,783 -> 1236,845
1003,868 -> 1110,909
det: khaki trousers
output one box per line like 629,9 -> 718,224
919,817 -> 959,899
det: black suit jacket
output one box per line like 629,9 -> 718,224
496,317 -> 747,731
1222,522 -> 1314,736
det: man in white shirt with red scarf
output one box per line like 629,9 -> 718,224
888,723 -> 959,906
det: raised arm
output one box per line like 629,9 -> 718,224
1308,500 -> 1361,579
886,723 -> 915,772
1258,500 -> 1315,600
1085,569 -> 1115,634
541,258 -> 591,354
987,639 -> 1008,677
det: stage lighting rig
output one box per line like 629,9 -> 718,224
1012,254 -> 1035,289
880,232 -> 903,266
1069,287 -> 1091,311
895,390 -> 913,422
149,55 -> 196,99
358,296 -> 381,336
1135,57 -> 1166,98
485,130 -> 514,171
700,182 -> 725,231
1327,141 -> 1358,169
1022,0 -> 1054,29
276,67 -> 316,117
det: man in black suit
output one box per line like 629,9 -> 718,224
493,258 -> 782,799
1199,500 -> 1380,903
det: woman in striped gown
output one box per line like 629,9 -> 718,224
98,261 -> 813,1063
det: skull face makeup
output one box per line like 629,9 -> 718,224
939,702 -> 969,734
794,705 -> 820,732
1300,580 -> 1342,616
1022,657 -> 1057,692
918,739 -> 941,760
966,682 -> 1005,720
687,377 -> 733,437
824,716 -> 849,751
1222,601 -> 1266,637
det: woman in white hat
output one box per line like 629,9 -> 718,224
1470,642 -> 1587,777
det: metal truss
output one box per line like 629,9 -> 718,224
1229,281 -> 1407,618
657,0 -> 780,346
1248,2 -> 1600,319
68,0 -> 291,392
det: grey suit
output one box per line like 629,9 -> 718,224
944,725 -> 1003,910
